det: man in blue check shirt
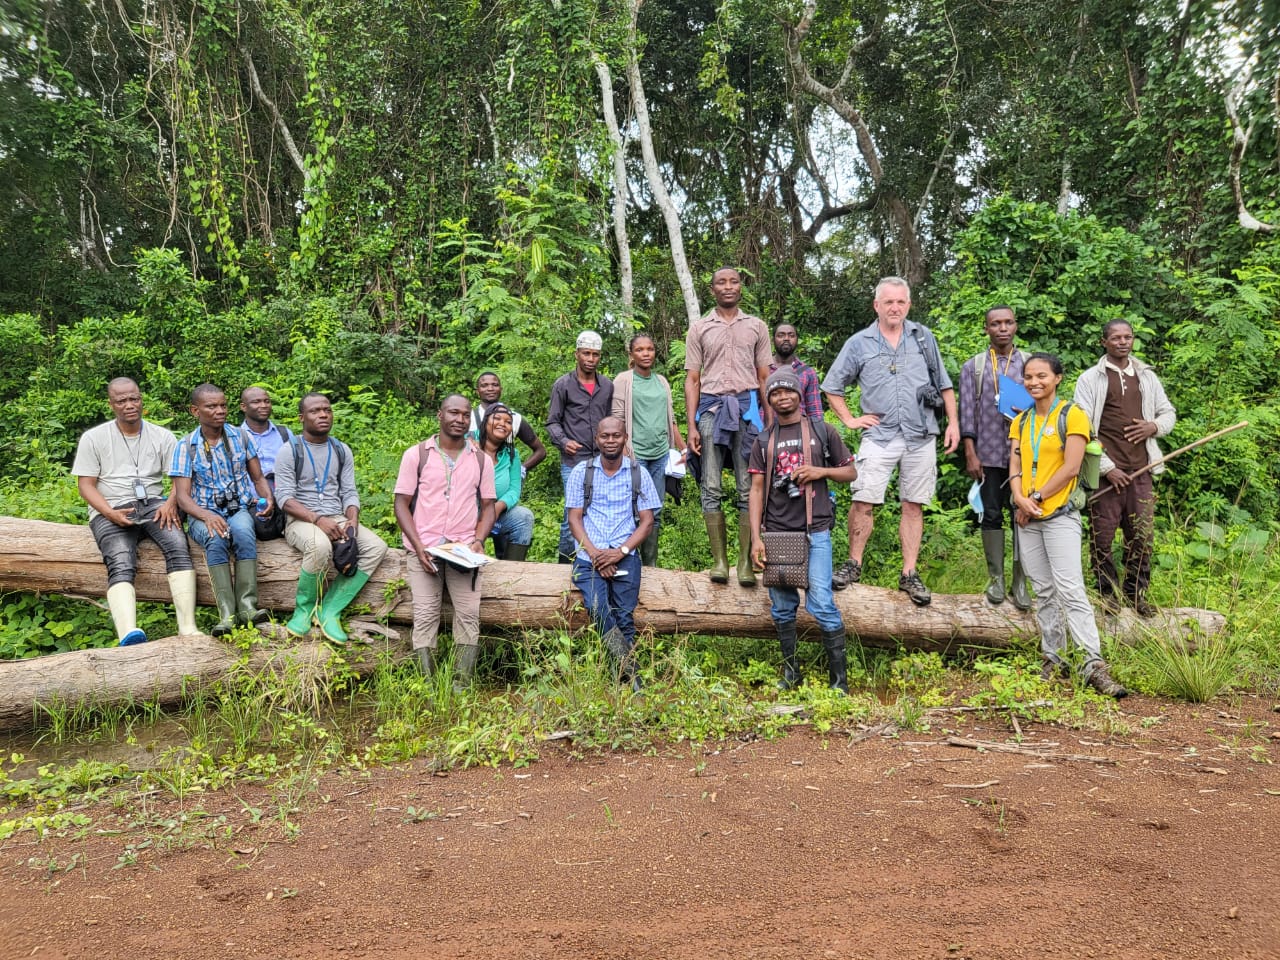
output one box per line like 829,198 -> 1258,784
171,383 -> 276,636
566,416 -> 659,691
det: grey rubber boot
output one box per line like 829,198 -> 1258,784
1009,527 -> 1032,611
981,529 -> 1007,605
234,559 -> 270,625
776,620 -> 801,691
207,564 -> 238,637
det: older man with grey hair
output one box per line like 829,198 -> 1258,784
821,277 -> 959,605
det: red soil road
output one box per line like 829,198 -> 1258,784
2,694 -> 1279,960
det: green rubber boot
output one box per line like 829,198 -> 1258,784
234,559 -> 270,625
285,570 -> 323,638
315,570 -> 370,644
736,510 -> 757,587
208,563 -> 238,638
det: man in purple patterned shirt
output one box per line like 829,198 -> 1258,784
769,324 -> 823,420
958,305 -> 1030,610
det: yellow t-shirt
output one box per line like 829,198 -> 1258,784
1009,402 -> 1091,517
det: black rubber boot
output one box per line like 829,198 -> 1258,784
503,543 -> 529,562
776,620 -> 801,691
822,628 -> 849,694
453,643 -> 481,691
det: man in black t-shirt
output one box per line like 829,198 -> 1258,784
748,368 -> 858,692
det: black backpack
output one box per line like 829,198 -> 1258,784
582,456 -> 643,524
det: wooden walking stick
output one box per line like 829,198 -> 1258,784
1087,421 -> 1249,503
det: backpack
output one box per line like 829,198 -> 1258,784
406,439 -> 485,516
970,348 -> 1030,398
1011,401 -> 1098,513
289,436 -> 348,494
582,456 -> 642,525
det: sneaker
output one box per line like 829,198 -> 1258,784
832,559 -> 862,591
898,571 -> 932,606
1086,662 -> 1129,699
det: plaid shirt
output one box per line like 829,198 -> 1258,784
170,427 -> 260,514
770,357 -> 823,420
565,457 -> 661,560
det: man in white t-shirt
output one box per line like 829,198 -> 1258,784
71,378 -> 202,645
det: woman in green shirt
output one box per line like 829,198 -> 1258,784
611,333 -> 686,566
479,405 -> 534,561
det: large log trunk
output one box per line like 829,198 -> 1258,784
0,516 -> 1224,730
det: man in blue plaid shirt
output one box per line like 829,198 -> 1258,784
171,383 -> 276,636
566,416 -> 660,691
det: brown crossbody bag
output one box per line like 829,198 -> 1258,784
759,418 -> 818,590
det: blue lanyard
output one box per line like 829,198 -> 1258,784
1027,401 -> 1061,481
304,440 -> 334,496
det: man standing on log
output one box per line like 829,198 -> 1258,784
566,416 -> 659,691
171,383 -> 277,637
684,267 -> 773,586
394,394 -> 497,686
958,305 -> 1031,611
274,393 -> 388,643
749,369 -> 857,692
769,323 -> 823,420
470,371 -> 547,476
1072,320 -> 1176,617
821,276 -> 959,606
547,331 -> 614,565
72,377 -> 202,645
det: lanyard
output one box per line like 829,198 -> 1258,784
1027,401 -> 1061,482
200,431 -> 240,503
304,440 -> 334,496
118,421 -> 145,476
989,349 -> 1013,405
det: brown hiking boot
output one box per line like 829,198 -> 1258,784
1039,658 -> 1069,682
1086,662 -> 1128,699
898,570 -> 932,607
832,558 -> 861,591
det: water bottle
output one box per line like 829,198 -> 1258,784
257,496 -> 269,513
1082,439 -> 1103,491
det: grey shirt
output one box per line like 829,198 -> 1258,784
821,320 -> 953,445
274,436 -> 359,517
72,420 -> 178,521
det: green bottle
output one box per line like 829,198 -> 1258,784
1082,439 -> 1103,491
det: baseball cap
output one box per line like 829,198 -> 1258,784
576,330 -> 603,350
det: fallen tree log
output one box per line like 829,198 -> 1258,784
0,516 -> 1225,730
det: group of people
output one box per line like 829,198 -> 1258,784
72,270 -> 1174,698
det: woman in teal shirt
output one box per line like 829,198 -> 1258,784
478,405 -> 534,561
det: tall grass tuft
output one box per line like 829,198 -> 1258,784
1121,632 -> 1240,703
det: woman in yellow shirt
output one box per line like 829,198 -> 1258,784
1009,353 -> 1127,698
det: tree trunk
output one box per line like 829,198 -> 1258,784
593,57 -> 634,314
0,516 -> 1224,730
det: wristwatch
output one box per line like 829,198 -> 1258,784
1030,491 -> 1043,503
619,545 -> 632,556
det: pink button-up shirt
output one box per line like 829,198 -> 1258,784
394,437 -> 496,547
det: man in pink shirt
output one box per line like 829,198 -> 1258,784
394,394 -> 497,686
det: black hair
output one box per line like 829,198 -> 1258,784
984,304 -> 1016,321
479,403 -> 516,460
1101,319 -> 1132,338
298,391 -> 329,413
439,393 -> 470,411
475,370 -> 500,386
1025,352 -> 1064,376
627,332 -> 655,352
190,382 -> 223,405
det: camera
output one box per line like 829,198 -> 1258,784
917,384 -> 945,413
214,490 -> 241,516
772,473 -> 802,499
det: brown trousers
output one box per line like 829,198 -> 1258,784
1087,473 -> 1154,600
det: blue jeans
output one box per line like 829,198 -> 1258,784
491,504 -> 535,557
187,509 -> 258,566
767,530 -> 844,633
698,412 -> 751,513
572,552 -> 642,652
558,462 -> 578,559
637,455 -> 666,537
89,498 -> 194,587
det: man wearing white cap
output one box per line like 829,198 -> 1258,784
547,331 -> 615,563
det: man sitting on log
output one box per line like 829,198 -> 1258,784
72,377 -> 202,645
749,369 -> 857,693
274,393 -> 388,644
170,383 -> 277,637
566,416 -> 660,691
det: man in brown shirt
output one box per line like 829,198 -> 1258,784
1072,320 -> 1176,616
684,267 -> 773,585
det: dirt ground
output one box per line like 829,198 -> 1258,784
2,692 -> 1278,960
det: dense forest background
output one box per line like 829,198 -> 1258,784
1,0 -> 1278,530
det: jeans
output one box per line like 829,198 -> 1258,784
491,504 -> 535,557
89,498 -> 194,587
698,412 -> 751,513
558,462 -> 578,559
637,455 -> 666,537
572,552 -> 642,651
767,530 -> 844,633
187,509 -> 258,566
